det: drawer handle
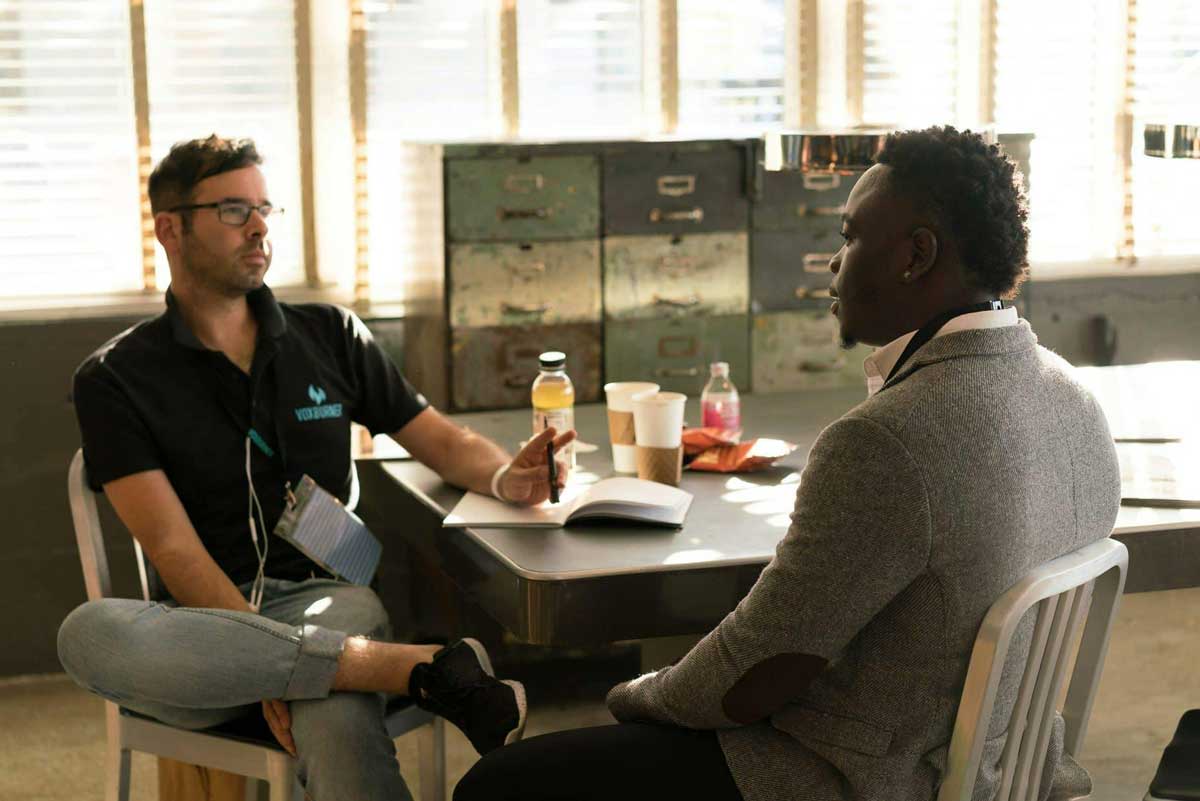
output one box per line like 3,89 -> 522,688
500,207 -> 551,221
656,174 -> 696,197
649,207 -> 704,224
501,302 -> 551,316
794,286 -> 832,300
658,335 -> 698,359
795,204 -> 844,217
653,294 -> 701,309
798,357 -> 845,373
659,255 -> 695,270
503,374 -> 536,388
504,174 -> 544,193
655,366 -> 702,378
505,260 -> 546,278
803,253 -> 835,273
802,173 -> 841,191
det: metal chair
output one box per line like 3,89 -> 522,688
938,537 -> 1129,801
67,449 -> 447,801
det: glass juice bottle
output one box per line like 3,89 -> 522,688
700,361 -> 741,433
531,351 -> 576,469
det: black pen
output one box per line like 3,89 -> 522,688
547,438 -> 560,504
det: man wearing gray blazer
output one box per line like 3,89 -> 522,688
455,127 -> 1121,801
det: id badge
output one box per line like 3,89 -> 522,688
273,474 -> 382,586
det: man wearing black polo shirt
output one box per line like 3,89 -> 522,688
57,135 -> 571,801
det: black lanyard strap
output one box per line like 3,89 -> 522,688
885,300 -> 1005,384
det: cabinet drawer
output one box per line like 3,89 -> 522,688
605,315 -> 749,396
449,240 -> 601,328
750,230 -> 838,312
751,310 -> 870,393
753,170 -> 855,232
446,156 -> 600,242
604,232 -> 749,320
604,145 -> 749,236
450,322 -> 602,411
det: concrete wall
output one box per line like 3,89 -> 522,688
2,272 -> 1198,676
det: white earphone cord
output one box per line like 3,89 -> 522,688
244,437 -> 270,612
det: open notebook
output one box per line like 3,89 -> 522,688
443,477 -> 693,529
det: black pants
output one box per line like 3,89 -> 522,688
453,723 -> 745,801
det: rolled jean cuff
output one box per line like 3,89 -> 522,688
284,624 -> 346,700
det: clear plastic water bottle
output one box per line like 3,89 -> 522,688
701,361 -> 741,432
531,351 -> 576,468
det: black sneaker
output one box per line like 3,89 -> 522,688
409,638 -> 527,755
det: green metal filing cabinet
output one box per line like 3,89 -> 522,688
751,306 -> 871,393
451,322 -> 603,411
446,155 -> 601,242
603,232 -> 749,320
602,141 -> 752,399
444,151 -> 604,410
606,314 -> 750,396
448,240 -> 601,328
749,154 -> 861,391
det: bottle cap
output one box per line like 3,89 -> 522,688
539,351 -> 566,369
710,361 -> 729,376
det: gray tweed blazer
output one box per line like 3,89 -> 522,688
607,321 -> 1120,801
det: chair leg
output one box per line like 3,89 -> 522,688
105,704 -> 131,801
265,753 -> 295,801
106,745 -> 132,801
418,718 -> 447,801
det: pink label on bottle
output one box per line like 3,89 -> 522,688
702,400 -> 741,431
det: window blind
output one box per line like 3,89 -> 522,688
364,0 -> 492,303
1131,0 -> 1200,258
995,0 -> 1124,266
0,0 -> 142,299
676,0 -> 785,135
517,0 -> 644,139
860,0 -> 959,128
143,0 -> 305,290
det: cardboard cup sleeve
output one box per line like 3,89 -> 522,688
607,409 -> 637,446
636,445 -> 684,486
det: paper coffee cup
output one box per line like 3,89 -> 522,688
604,382 -> 660,473
635,444 -> 684,486
631,391 -> 686,486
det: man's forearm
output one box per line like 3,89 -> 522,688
149,542 -> 253,612
438,428 -> 510,496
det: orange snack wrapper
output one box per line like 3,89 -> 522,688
687,437 -> 798,473
681,426 -> 741,456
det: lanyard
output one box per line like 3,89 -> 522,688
885,300 -> 1005,384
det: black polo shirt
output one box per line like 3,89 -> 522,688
73,286 -> 428,589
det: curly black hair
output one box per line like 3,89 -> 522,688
874,126 -> 1030,297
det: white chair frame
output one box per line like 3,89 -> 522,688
938,537 -> 1128,801
67,449 -> 447,801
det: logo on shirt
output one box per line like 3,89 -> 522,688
295,384 -> 342,422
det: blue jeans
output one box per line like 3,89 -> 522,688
57,578 -> 413,801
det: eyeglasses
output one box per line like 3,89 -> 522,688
169,201 -> 283,226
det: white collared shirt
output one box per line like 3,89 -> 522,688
863,306 -> 1019,396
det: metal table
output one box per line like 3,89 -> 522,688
363,372 -> 1200,647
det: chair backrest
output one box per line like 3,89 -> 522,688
68,449 -> 152,603
938,537 -> 1128,801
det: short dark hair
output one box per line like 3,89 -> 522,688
875,126 -> 1030,297
147,134 -> 262,215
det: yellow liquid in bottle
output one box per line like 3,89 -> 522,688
532,374 -> 575,469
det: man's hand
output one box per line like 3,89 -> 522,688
498,427 -> 576,506
262,699 -> 296,756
